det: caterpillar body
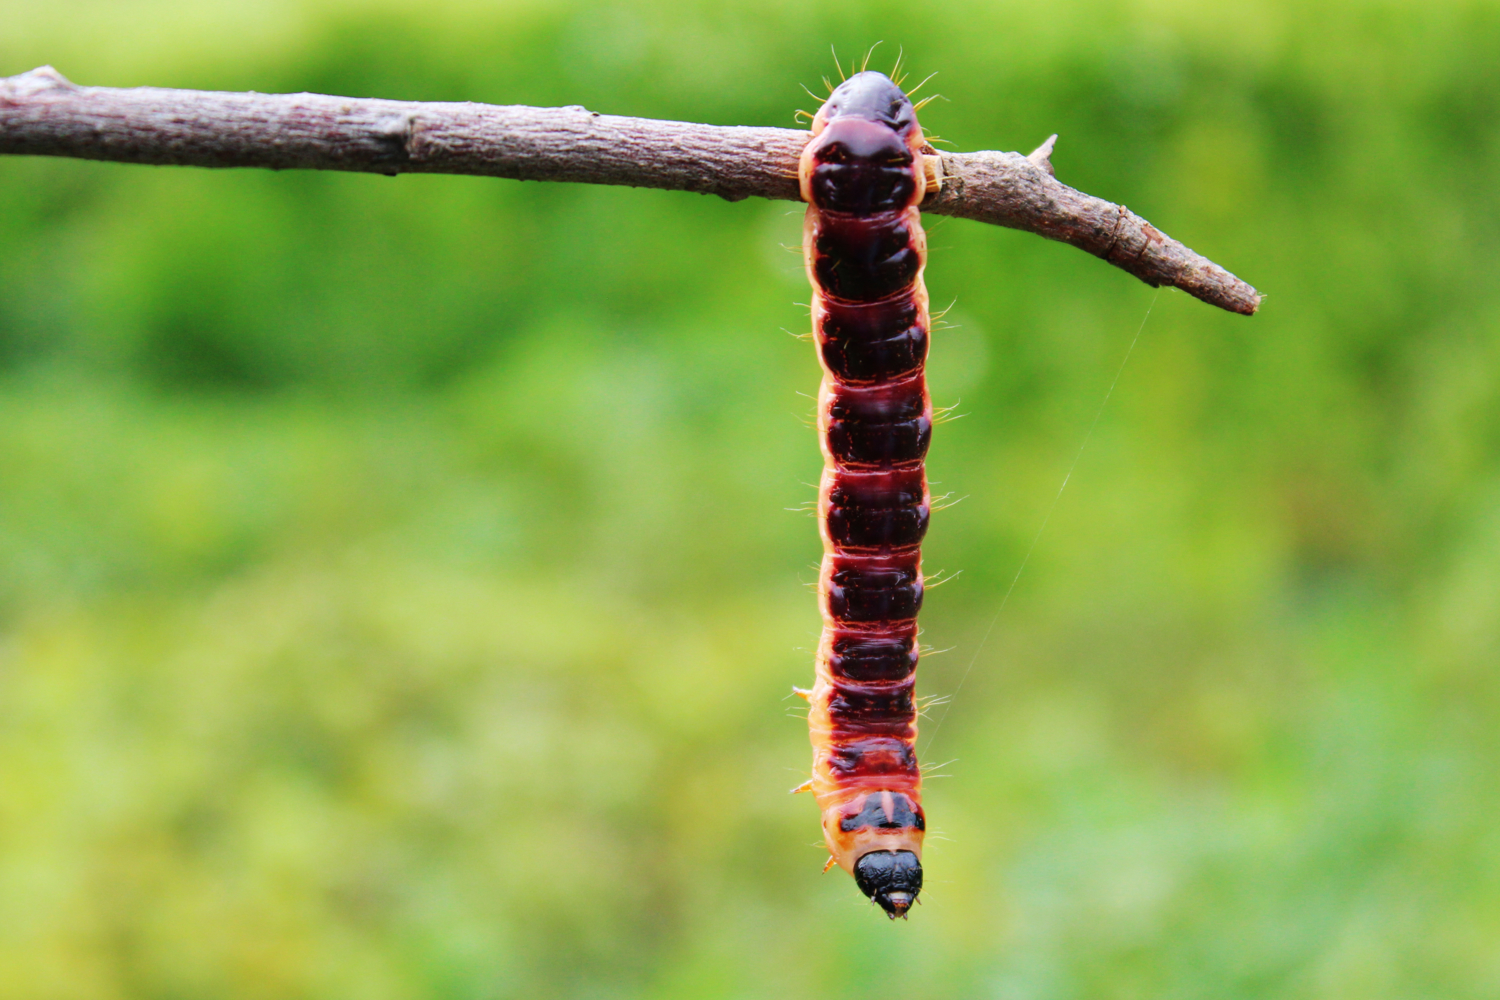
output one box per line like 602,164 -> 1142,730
797,71 -> 937,919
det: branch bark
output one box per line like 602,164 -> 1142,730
1,66 -> 1259,315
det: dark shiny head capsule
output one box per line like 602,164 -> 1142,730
853,850 -> 923,919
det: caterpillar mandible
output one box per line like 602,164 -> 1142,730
794,69 -> 940,919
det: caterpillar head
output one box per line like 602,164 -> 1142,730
854,849 -> 923,919
820,790 -> 927,917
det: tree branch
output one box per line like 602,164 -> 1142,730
1,66 -> 1259,315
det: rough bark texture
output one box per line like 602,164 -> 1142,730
0,66 -> 1260,315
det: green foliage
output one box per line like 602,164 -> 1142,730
3,1 -> 1499,996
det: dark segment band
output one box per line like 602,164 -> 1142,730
827,629 -> 919,682
824,377 -> 932,466
809,210 -> 921,302
816,296 -> 928,383
824,466 -> 929,550
838,792 -> 926,833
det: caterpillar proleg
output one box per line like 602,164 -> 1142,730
798,70 -> 936,919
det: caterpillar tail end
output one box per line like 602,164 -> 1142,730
854,850 -> 923,919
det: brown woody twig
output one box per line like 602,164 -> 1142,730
1,66 -> 1259,315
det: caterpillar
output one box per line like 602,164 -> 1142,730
795,69 -> 939,919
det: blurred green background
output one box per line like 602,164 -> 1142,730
3,0 -> 1499,996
